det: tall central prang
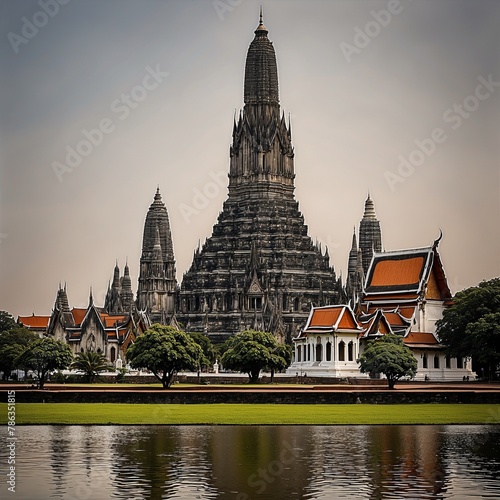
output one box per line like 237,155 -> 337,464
229,12 -> 294,200
178,13 -> 341,342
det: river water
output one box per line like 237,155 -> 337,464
1,425 -> 499,499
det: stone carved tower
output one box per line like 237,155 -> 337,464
358,194 -> 382,276
346,229 -> 364,306
105,261 -> 135,314
136,188 -> 177,322
178,14 -> 340,342
346,195 -> 383,306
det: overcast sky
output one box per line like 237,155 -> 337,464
1,0 -> 499,318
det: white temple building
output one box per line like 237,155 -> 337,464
288,236 -> 476,381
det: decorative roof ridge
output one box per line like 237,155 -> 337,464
312,304 -> 345,310
371,246 -> 434,258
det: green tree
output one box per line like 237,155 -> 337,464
15,337 -> 73,389
0,326 -> 38,380
126,324 -> 202,388
221,330 -> 290,383
71,350 -> 111,383
0,311 -> 17,333
358,334 -> 417,389
269,344 -> 292,383
187,332 -> 216,369
436,278 -> 500,380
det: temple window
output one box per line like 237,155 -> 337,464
434,355 -> 440,369
249,297 -> 262,310
338,341 -> 345,362
422,353 -> 428,369
348,341 -> 354,361
445,356 -> 451,369
316,342 -> 323,362
326,342 -> 332,361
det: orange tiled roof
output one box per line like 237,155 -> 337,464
18,315 -> 50,329
101,314 -> 127,328
383,312 -> 408,327
397,307 -> 415,319
369,257 -> 424,287
338,310 -> 358,329
404,332 -> 439,345
309,307 -> 342,327
71,308 -> 87,325
305,306 -> 360,333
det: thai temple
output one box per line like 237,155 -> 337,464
288,234 -> 474,380
177,12 -> 341,343
17,12 -> 474,381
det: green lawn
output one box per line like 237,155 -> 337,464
1,403 -> 499,425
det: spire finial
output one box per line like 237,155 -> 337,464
254,6 -> 268,34
362,194 -> 377,220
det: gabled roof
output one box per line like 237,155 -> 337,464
362,237 -> 452,303
404,331 -> 442,349
297,305 -> 362,338
358,310 -> 393,337
360,307 -> 413,337
101,314 -> 127,328
18,314 -> 50,329
71,308 -> 87,326
365,247 -> 433,295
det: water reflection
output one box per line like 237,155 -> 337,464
0,425 -> 498,499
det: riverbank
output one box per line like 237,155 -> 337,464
1,403 -> 499,425
2,381 -> 499,404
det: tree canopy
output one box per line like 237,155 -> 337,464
221,330 -> 291,383
358,334 -> 417,389
15,337 -> 73,388
0,324 -> 38,380
126,324 -> 203,388
71,350 -> 111,383
436,278 -> 500,379
0,311 -> 17,332
187,332 -> 216,369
